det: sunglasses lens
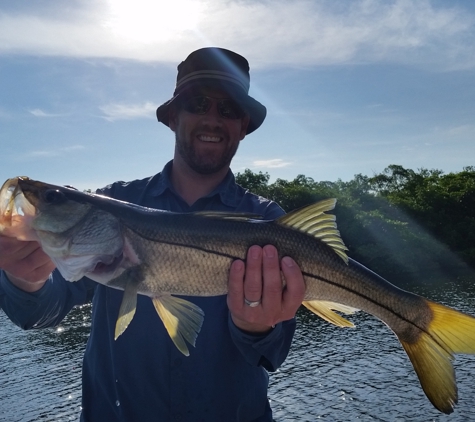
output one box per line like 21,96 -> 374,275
217,100 -> 244,119
182,96 -> 211,114
181,96 -> 244,119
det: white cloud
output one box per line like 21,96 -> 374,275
253,159 -> 292,169
25,145 -> 85,158
0,0 -> 473,70
431,124 -> 475,142
28,108 -> 67,118
99,102 -> 157,121
446,124 -> 475,137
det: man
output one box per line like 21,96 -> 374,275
0,47 -> 306,421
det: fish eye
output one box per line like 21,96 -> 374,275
43,189 -> 66,204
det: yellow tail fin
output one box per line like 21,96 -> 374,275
399,300 -> 475,414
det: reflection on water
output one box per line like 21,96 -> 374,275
1,274 -> 475,421
0,305 -> 90,422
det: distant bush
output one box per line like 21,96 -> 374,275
236,165 -> 475,279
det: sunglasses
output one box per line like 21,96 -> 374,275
180,95 -> 245,119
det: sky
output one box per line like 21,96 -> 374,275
0,0 -> 474,191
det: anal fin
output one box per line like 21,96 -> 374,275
152,295 -> 205,356
302,300 -> 358,327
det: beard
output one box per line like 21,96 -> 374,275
175,127 -> 240,175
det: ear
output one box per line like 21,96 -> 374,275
239,114 -> 251,140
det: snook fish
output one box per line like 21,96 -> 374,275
1,176 -> 475,414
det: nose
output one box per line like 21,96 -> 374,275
201,100 -> 223,126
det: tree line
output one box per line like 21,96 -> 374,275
235,164 -> 475,280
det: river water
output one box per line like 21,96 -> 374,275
1,273 -> 475,422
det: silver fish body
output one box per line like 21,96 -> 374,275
1,176 -> 475,414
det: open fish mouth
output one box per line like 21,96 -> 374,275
0,177 -> 38,240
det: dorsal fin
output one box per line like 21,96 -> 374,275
277,199 -> 349,264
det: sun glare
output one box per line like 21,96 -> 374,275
105,0 -> 204,43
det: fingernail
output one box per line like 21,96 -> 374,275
233,260 -> 244,271
264,245 -> 275,259
250,246 -> 261,260
282,256 -> 295,267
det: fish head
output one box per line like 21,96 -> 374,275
16,177 -> 93,234
1,177 -> 126,282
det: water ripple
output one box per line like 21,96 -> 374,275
1,275 -> 475,421
0,305 -> 90,422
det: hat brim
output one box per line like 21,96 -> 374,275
156,84 -> 266,135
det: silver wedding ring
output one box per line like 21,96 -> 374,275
244,298 -> 261,307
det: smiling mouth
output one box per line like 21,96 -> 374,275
198,134 -> 222,143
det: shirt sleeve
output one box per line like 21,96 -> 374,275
228,315 -> 296,372
0,269 -> 95,330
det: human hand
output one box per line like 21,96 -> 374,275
227,245 -> 306,334
0,235 -> 55,292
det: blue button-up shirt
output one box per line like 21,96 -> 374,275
0,161 -> 296,422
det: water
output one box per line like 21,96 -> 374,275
0,306 -> 90,422
1,275 -> 475,421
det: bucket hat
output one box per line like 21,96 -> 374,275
156,47 -> 266,134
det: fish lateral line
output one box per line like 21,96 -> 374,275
301,270 -> 437,341
123,231 -> 248,263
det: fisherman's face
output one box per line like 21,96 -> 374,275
169,87 -> 250,175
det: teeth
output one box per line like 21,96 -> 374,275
199,135 -> 221,143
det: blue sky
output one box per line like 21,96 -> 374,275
1,0 -> 474,191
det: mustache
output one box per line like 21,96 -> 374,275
193,125 -> 228,138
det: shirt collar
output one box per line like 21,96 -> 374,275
148,160 -> 241,207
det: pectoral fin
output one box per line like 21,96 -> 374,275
302,300 -> 358,327
114,281 -> 139,340
152,295 -> 205,356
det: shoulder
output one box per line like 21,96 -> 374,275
97,176 -> 155,203
234,184 -> 284,220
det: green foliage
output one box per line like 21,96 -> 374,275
235,169 -> 270,196
368,165 -> 475,269
235,165 -> 475,279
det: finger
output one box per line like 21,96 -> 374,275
227,259 -> 245,312
243,245 -> 263,303
0,238 -> 39,263
281,256 -> 306,318
28,260 -> 56,283
2,244 -> 54,283
12,242 -> 43,262
261,245 -> 284,309
17,244 -> 50,267
0,236 -> 28,259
